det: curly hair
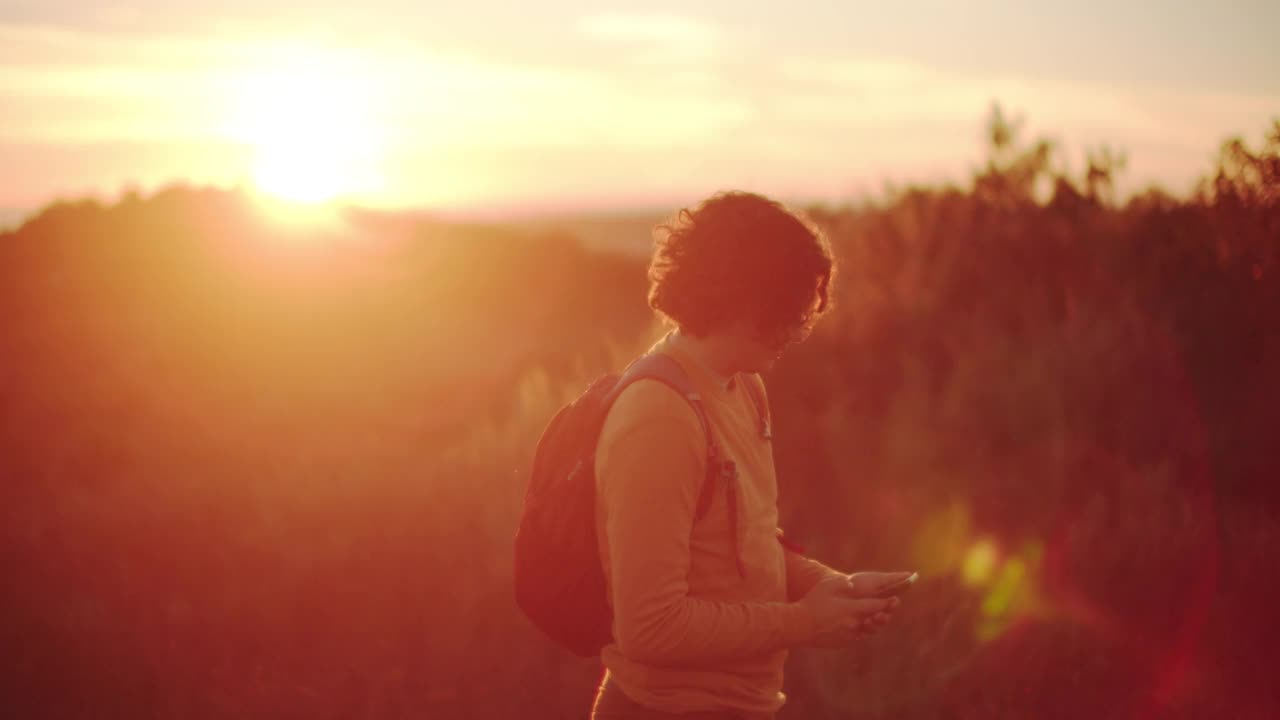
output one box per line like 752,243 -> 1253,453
648,191 -> 835,340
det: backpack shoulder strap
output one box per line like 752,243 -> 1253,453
604,352 -> 721,521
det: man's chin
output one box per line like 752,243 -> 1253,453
753,355 -> 781,373
737,349 -> 782,374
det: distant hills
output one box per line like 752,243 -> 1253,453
0,207 -> 30,231
518,211 -> 665,258
1,197 -> 666,257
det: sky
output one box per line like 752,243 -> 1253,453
2,0 -> 1278,217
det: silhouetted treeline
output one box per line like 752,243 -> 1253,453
1,110 -> 1276,719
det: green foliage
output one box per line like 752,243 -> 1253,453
1,113 -> 1277,718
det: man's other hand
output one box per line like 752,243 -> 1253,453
800,575 -> 900,648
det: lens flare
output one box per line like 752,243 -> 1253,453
963,538 -> 998,586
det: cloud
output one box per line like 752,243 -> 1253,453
577,11 -> 722,46
575,11 -> 729,64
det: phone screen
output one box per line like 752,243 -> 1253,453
873,572 -> 919,598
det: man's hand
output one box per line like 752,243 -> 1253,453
844,571 -> 914,638
798,575 -> 900,649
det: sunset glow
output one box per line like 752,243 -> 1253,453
228,52 -> 388,203
1,3 -> 1277,215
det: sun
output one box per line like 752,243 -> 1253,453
228,50 -> 388,204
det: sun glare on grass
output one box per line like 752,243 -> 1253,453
228,48 -> 389,205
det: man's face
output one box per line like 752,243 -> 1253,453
727,285 -> 824,371
727,291 -> 824,373
726,320 -> 812,374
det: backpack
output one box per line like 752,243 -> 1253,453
513,351 -> 768,657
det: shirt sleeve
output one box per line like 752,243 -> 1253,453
596,380 -> 815,666
781,542 -> 844,602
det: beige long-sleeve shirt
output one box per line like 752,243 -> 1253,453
593,332 -> 841,715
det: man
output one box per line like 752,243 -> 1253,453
590,191 -> 914,719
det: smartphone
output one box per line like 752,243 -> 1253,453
871,572 -> 919,598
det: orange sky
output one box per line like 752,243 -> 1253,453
2,2 -> 1278,217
